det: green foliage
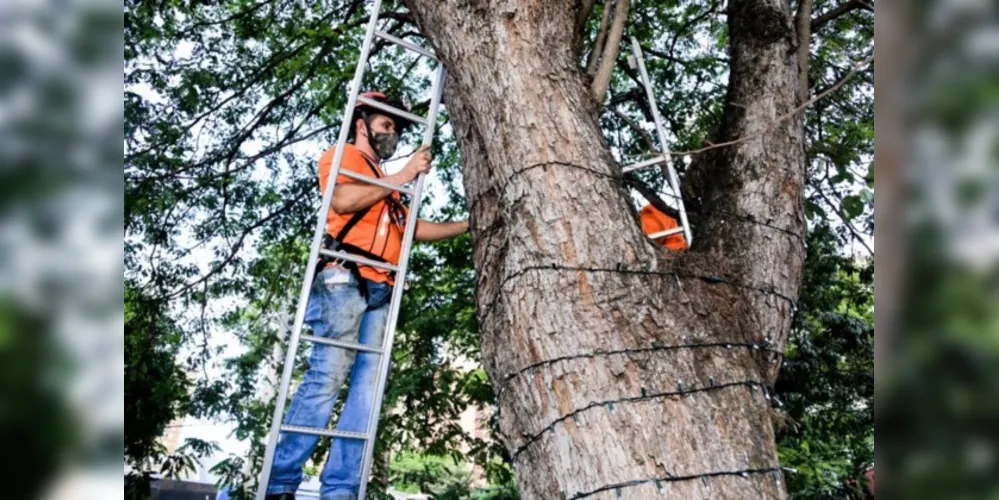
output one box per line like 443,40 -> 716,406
126,284 -> 227,498
161,438 -> 223,480
124,284 -> 190,469
0,299 -> 77,499
469,480 -> 521,500
390,452 -> 472,498
878,222 -> 999,498
388,453 -> 521,500
776,225 -> 873,498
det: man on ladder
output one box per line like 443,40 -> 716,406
264,91 -> 468,500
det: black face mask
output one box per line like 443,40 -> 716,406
364,118 -> 399,160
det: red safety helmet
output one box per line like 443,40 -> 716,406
352,91 -> 414,132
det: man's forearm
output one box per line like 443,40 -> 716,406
414,219 -> 469,242
330,171 -> 410,214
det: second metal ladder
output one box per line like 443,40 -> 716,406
256,1 -> 445,498
621,36 -> 693,245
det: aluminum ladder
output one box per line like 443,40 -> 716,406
256,1 -> 445,498
621,36 -> 693,245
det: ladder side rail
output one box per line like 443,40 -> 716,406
629,37 -> 693,245
355,63 -> 447,500
255,2 -> 384,498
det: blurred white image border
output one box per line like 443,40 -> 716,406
0,0 -> 122,498
878,0 -> 999,497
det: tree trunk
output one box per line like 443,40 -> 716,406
402,1 -> 805,498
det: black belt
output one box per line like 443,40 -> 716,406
315,234 -> 395,300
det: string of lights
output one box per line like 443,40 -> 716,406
494,338 -> 784,401
510,379 -> 772,458
561,466 -> 785,499
466,160 -> 806,246
475,262 -> 798,326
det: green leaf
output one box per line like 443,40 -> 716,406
842,195 -> 865,219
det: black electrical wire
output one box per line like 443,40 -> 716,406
511,379 -> 772,458
474,263 -> 798,327
562,466 -> 783,499
466,160 -> 806,245
494,339 -> 784,400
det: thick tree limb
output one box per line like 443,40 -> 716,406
609,107 -> 656,152
397,2 -> 804,497
811,0 -> 872,30
589,0 -> 630,102
626,175 -> 681,220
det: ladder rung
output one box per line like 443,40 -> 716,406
300,334 -> 384,354
280,424 -> 369,440
356,95 -> 429,127
648,227 -> 685,239
338,169 -> 414,195
319,248 -> 400,273
374,30 -> 437,60
622,155 -> 667,173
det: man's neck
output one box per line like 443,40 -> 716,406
354,139 -> 379,164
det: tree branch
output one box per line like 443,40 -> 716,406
639,45 -> 723,70
164,187 -> 311,300
796,0 -> 815,103
815,162 -> 874,256
613,58 -> 689,138
585,2 -> 612,76
661,0 -> 721,75
669,54 -> 873,157
575,0 -> 598,37
625,175 -> 681,220
811,0 -> 872,31
379,11 -> 417,24
126,7 -> 346,165
590,0 -> 630,102
609,107 -> 657,153
175,0 -> 278,38
370,17 -> 416,59
138,38 -> 339,185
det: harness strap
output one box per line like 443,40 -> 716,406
314,151 -> 400,299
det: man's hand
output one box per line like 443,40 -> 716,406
396,144 -> 432,184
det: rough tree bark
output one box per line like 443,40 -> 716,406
401,1 -> 805,498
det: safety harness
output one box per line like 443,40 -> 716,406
314,155 -> 407,299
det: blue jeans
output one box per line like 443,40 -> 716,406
266,267 -> 392,500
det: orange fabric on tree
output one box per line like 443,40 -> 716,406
318,144 -> 408,284
640,204 -> 688,251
